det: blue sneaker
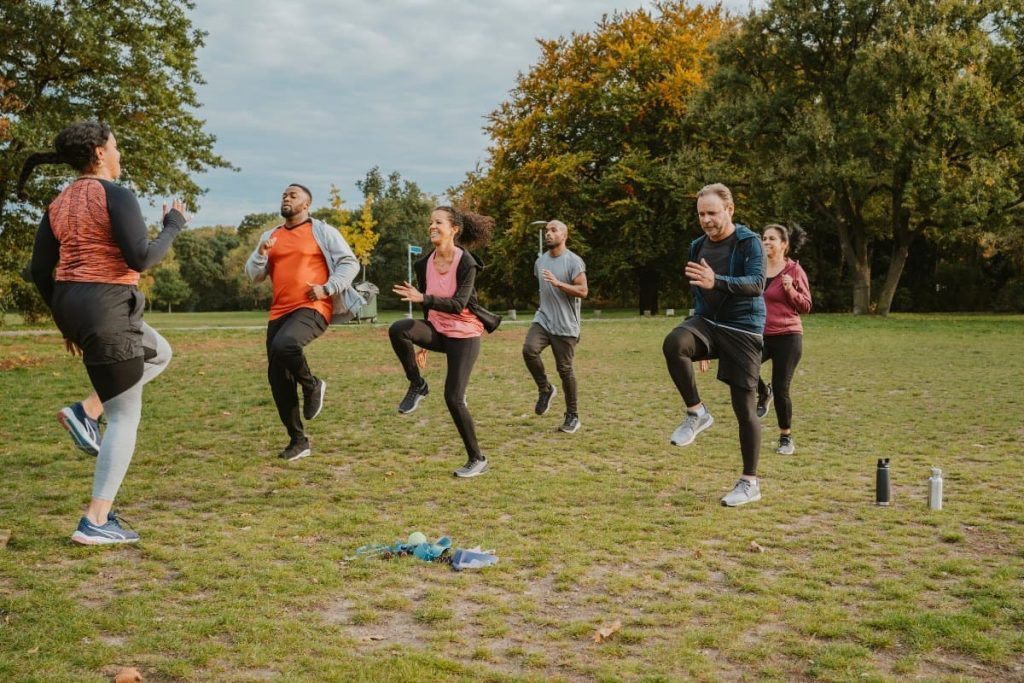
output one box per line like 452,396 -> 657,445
71,513 -> 139,545
58,403 -> 101,456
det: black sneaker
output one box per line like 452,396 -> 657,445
756,382 -> 773,419
303,378 -> 326,421
453,458 -> 489,478
534,384 -> 557,415
279,437 -> 311,462
398,379 -> 429,414
558,412 -> 580,433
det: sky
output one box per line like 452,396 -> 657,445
176,0 -> 760,227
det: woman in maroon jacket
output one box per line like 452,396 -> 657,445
756,224 -> 812,455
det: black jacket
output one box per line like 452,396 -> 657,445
413,248 -> 501,333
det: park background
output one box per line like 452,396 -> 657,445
1,1 -> 1023,682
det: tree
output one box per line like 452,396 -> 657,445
457,2 -> 729,312
696,0 -> 1024,315
340,192 -> 379,283
151,264 -> 191,312
173,226 -> 240,310
238,212 -> 279,241
0,0 -> 233,320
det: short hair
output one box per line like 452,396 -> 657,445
696,183 -> 734,207
288,183 -> 313,202
547,220 -> 568,233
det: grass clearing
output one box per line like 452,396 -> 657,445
2,313 -> 1022,681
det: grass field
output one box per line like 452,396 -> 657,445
1,313 -> 1022,682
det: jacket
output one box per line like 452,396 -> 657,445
245,218 -> 364,324
763,258 -> 812,336
689,223 -> 766,334
413,248 -> 501,334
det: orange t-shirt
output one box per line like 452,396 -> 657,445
49,178 -> 139,286
267,221 -> 334,322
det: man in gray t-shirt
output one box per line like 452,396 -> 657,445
522,220 -> 588,433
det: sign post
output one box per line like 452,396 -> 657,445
407,244 -> 422,318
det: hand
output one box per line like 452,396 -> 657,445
64,338 -> 83,357
685,258 -> 716,290
781,274 -> 794,291
306,282 -> 327,301
698,359 -> 710,373
392,281 -> 424,303
162,198 -> 191,223
415,348 -> 428,369
258,236 -> 276,256
541,269 -> 560,289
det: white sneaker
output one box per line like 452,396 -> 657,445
720,478 -> 761,507
670,410 -> 714,446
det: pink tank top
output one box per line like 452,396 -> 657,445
426,248 -> 483,338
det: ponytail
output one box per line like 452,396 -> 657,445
14,120 -> 112,200
16,152 -> 63,200
435,206 -> 495,250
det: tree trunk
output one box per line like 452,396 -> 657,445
637,266 -> 659,315
835,210 -> 871,314
851,261 -> 872,315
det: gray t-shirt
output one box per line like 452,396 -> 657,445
533,249 -> 586,337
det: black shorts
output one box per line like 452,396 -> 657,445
677,316 -> 763,390
51,282 -> 146,366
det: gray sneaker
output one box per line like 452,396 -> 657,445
453,458 -> 489,478
776,435 -> 795,455
720,478 -> 761,507
670,410 -> 714,446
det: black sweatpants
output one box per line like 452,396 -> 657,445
389,318 -> 483,462
758,333 -> 803,431
266,307 -> 328,441
663,322 -> 761,476
522,323 -> 579,414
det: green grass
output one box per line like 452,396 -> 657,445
1,313 -> 1022,682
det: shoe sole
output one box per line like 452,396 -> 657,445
558,422 -> 580,434
58,408 -> 99,456
535,386 -> 557,416
757,400 -> 772,420
398,391 -> 428,415
670,415 -> 714,446
453,463 -> 489,478
776,446 -> 795,455
720,491 -> 762,507
281,447 -> 312,462
305,381 -> 326,421
71,531 -> 139,545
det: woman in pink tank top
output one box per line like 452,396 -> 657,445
389,206 -> 501,478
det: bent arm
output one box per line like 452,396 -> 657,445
320,228 -> 360,295
106,183 -> 185,272
713,240 -> 765,296
786,265 -> 812,314
423,261 -> 476,313
245,231 -> 271,283
30,213 -> 60,307
559,271 -> 588,298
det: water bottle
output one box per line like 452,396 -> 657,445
875,458 -> 891,506
928,467 -> 943,510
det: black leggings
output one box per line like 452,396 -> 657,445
758,334 -> 803,431
389,318 -> 483,461
266,308 -> 328,440
663,326 -> 761,476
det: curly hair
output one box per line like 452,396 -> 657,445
16,121 -> 112,200
763,223 -> 808,256
434,206 -> 494,250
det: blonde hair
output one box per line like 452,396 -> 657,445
696,183 -> 734,208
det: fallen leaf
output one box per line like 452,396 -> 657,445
27,647 -> 39,655
749,541 -> 766,553
114,666 -> 143,683
693,549 -> 702,559
592,620 -> 622,643
221,411 -> 232,416
385,471 -> 395,477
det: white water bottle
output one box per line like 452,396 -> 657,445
928,468 -> 943,510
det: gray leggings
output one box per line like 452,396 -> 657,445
90,324 -> 172,500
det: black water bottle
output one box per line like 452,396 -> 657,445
875,458 -> 891,506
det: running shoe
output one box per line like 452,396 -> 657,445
558,412 -> 581,434
670,409 -> 714,446
303,378 -> 326,420
720,478 -> 762,507
398,379 -> 429,414
57,402 -> 101,456
776,435 -> 795,455
756,382 -> 773,419
279,437 -> 312,462
534,384 -> 557,415
71,512 -> 139,545
453,458 -> 489,478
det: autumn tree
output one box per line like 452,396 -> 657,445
330,185 -> 379,283
696,0 -> 1024,315
0,0 -> 232,319
458,1 -> 730,312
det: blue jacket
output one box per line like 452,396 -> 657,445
689,224 -> 766,334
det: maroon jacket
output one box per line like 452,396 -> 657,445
763,259 -> 812,336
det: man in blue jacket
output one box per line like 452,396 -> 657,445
662,183 -> 766,507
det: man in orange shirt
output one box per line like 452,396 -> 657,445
245,184 -> 361,461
